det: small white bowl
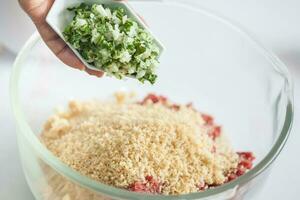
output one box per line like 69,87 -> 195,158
46,0 -> 165,72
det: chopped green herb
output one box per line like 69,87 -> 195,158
63,3 -> 160,84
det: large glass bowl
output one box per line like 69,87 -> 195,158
10,1 -> 293,199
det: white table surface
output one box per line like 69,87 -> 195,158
0,0 -> 299,199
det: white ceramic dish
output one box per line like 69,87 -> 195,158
46,0 -> 165,72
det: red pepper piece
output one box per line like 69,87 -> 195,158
129,176 -> 161,194
129,182 -> 148,192
141,94 -> 167,104
202,114 -> 214,125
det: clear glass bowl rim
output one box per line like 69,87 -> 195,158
10,1 -> 294,199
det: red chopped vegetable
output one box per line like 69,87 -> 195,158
237,152 -> 255,170
202,114 -> 214,125
226,152 -> 255,182
238,152 -> 256,162
171,104 -> 180,111
141,93 -> 167,104
197,181 -> 208,191
227,173 -> 238,182
129,181 -> 148,192
208,126 -> 221,140
129,176 -> 161,194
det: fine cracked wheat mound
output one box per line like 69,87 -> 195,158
40,93 -> 254,195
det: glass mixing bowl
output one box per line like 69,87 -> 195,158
10,0 -> 293,199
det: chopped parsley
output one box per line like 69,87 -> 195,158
63,3 -> 160,84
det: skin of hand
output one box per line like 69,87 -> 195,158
19,0 -> 104,77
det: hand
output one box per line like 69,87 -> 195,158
19,0 -> 104,77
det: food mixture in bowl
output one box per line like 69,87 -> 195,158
40,93 -> 254,195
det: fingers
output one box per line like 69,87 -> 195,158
36,22 -> 85,69
19,0 -> 103,77
51,40 -> 104,77
55,44 -> 86,71
37,24 -> 104,77
85,68 -> 104,77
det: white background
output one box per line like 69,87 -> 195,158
0,0 -> 299,199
